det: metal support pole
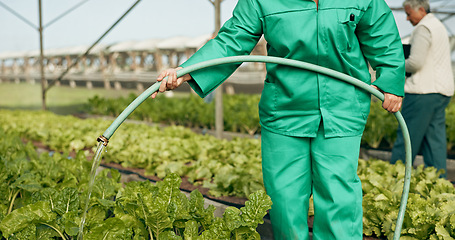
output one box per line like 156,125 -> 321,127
0,0 -> 92,110
213,0 -> 223,138
38,0 -> 46,110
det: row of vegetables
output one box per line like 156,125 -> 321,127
84,94 -> 455,151
2,109 -> 455,239
0,127 -> 271,239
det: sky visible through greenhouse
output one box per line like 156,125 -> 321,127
0,0 -> 453,54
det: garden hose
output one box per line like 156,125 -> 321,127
97,55 -> 412,239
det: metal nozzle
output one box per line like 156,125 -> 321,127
97,135 -> 109,146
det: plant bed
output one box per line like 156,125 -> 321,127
29,141 -> 386,240
100,161 -> 249,208
84,94 -> 455,153
26,137 -> 252,209
4,110 -> 455,239
0,130 -> 272,239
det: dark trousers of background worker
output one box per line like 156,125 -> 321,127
391,93 -> 452,178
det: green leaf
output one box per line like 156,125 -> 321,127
0,173 -> 11,206
59,170 -> 79,189
92,169 -> 122,200
32,188 -> 57,206
158,230 -> 183,240
223,207 -> 243,231
199,218 -> 230,240
85,217 -> 133,240
36,224 -> 60,240
0,204 -> 7,223
169,192 -> 192,227
240,190 -> 272,228
0,201 -> 56,237
116,212 -> 148,240
233,226 -> 261,240
435,222 -> 455,240
57,211 -> 80,237
183,220 -> 199,240
135,191 -> 173,239
54,187 -> 79,216
155,173 -> 183,209
188,190 -> 215,229
84,206 -> 108,230
9,224 -> 36,240
96,198 -> 116,210
117,181 -> 157,206
145,209 -> 173,239
10,172 -> 43,193
116,181 -> 157,226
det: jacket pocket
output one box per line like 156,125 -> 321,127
259,77 -> 278,119
355,87 -> 371,121
336,8 -> 361,52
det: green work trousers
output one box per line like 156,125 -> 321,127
261,126 -> 363,240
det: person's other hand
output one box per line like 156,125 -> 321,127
372,85 -> 403,113
152,67 -> 192,99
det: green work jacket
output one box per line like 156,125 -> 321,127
181,0 -> 405,138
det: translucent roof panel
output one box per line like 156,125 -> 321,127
156,36 -> 192,51
108,41 -> 140,52
0,51 -> 28,60
185,34 -> 212,49
130,39 -> 162,52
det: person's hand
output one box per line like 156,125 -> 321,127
151,67 -> 192,99
371,85 -> 402,113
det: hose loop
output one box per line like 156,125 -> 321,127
99,56 -> 411,239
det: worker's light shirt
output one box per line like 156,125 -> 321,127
181,0 -> 405,138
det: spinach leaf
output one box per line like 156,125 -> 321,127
0,201 -> 55,238
9,224 -> 36,240
85,217 -> 133,240
54,187 -> 79,216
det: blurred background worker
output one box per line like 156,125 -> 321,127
391,0 -> 454,178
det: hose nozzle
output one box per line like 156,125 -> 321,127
97,135 -> 109,146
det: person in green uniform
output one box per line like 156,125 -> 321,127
152,0 -> 405,239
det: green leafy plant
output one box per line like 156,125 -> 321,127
0,129 -> 272,239
86,94 -> 261,135
86,94 -> 455,151
446,99 -> 455,151
362,99 -> 398,149
0,110 -> 263,198
359,159 -> 455,239
4,110 -> 455,239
